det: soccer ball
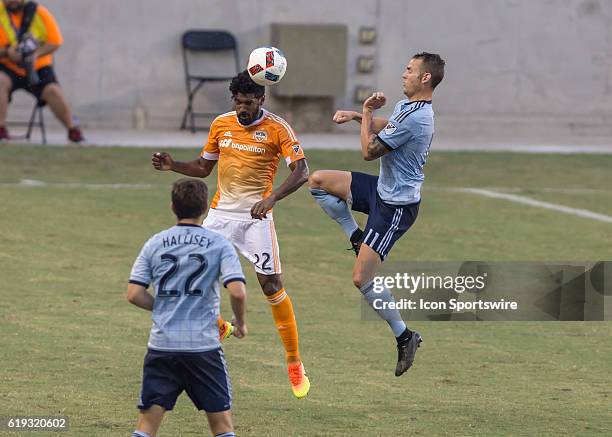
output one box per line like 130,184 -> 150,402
247,46 -> 287,86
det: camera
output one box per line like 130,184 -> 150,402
16,33 -> 39,86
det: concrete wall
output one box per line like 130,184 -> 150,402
10,0 -> 612,136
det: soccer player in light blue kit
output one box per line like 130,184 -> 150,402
309,52 -> 445,376
127,178 -> 247,437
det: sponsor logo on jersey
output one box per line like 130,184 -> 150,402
384,122 -> 397,135
253,130 -> 268,142
220,137 -> 265,154
223,131 -> 233,137
232,143 -> 266,154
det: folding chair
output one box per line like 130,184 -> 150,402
8,95 -> 46,144
180,30 -> 240,133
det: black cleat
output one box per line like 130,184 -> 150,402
395,332 -> 422,377
348,228 -> 364,257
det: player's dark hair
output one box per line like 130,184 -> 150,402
412,52 -> 445,90
229,70 -> 265,98
171,178 -> 208,219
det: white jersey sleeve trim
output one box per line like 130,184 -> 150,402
203,151 -> 220,161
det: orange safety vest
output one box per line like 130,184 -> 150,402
0,2 -> 47,45
0,2 -> 51,75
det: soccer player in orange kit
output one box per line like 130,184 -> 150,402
152,71 -> 310,399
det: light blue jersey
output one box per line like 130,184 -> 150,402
129,224 -> 245,352
376,99 -> 435,205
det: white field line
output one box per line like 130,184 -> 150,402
426,186 -> 612,195
450,187 -> 612,223
0,179 -> 160,189
3,179 -> 612,224
472,187 -> 610,195
6,180 -> 612,195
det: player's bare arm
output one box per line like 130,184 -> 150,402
364,136 -> 390,161
226,280 -> 247,338
152,153 -> 217,178
126,283 -> 154,311
360,92 -> 389,161
333,110 -> 388,133
250,158 -> 309,220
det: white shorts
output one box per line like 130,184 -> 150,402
203,209 -> 282,275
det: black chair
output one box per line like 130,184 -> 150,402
8,95 -> 46,144
180,30 -> 240,133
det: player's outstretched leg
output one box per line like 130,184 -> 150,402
308,170 -> 364,254
353,244 -> 421,376
258,273 -> 310,398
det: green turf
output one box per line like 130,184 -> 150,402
0,145 -> 611,436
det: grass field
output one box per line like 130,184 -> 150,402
1,145 -> 611,436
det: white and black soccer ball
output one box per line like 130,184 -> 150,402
247,46 -> 287,86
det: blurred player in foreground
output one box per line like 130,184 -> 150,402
309,52 -> 445,376
152,71 -> 310,398
127,178 -> 247,437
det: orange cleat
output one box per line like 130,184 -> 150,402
288,361 -> 310,399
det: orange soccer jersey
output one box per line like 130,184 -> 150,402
200,109 -> 306,216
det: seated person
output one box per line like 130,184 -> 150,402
0,0 -> 83,142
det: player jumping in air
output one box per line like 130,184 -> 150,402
308,52 -> 445,376
152,71 -> 310,398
